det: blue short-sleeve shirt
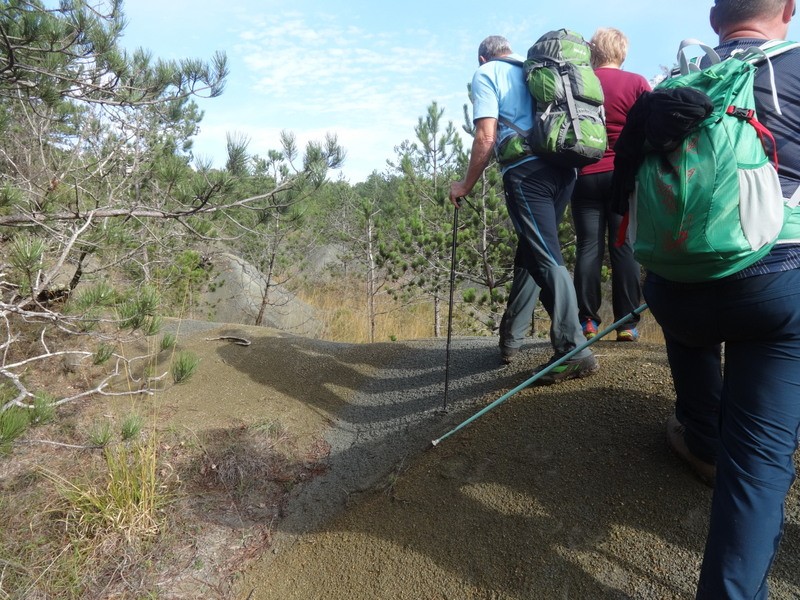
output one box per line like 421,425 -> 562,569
471,53 -> 537,170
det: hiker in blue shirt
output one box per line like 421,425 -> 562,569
643,0 -> 800,597
449,35 -> 598,384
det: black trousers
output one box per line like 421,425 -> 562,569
571,170 -> 641,329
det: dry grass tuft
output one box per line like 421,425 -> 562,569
297,278 -> 434,343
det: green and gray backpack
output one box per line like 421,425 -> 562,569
631,39 -> 800,282
498,29 -> 607,168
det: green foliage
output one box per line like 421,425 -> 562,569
120,414 -> 144,442
72,282 -> 118,312
88,421 -> 113,448
600,264 -> 611,282
160,333 -> 177,351
376,99 -> 519,335
118,286 -> 160,331
8,236 -> 46,295
31,392 -> 56,426
0,184 -> 23,211
142,315 -> 163,337
171,351 -> 199,384
0,406 -> 28,453
558,205 -> 577,269
93,344 -> 114,366
151,250 -> 212,314
0,0 -> 227,109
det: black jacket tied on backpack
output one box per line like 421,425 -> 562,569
611,87 -> 714,214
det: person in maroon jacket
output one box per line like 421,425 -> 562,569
571,28 -> 649,341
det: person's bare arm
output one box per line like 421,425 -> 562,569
449,117 -> 497,206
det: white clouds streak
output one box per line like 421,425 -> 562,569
226,10 -> 463,181
239,12 -> 442,116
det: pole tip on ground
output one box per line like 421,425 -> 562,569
431,439 -> 440,447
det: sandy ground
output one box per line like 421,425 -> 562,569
128,318 -> 800,599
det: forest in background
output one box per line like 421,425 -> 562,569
0,0 -> 585,416
0,4 -> 637,598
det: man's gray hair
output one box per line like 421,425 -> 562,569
712,0 -> 787,27
478,35 -> 513,61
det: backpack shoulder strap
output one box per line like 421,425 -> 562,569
734,40 -> 800,115
490,56 -> 528,136
758,39 -> 800,58
491,56 -> 524,67
733,39 -> 800,64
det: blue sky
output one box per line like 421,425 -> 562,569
120,1 -> 800,183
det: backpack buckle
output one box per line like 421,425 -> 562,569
726,106 -> 755,120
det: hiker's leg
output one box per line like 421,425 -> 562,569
696,270 -> 800,599
503,161 -> 586,357
499,244 -> 540,350
572,173 -> 605,325
663,337 -> 722,463
602,171 -> 642,328
643,273 -> 721,462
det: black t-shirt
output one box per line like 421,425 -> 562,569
715,38 -> 800,198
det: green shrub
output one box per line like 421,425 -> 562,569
30,392 -> 56,426
160,332 -> 177,351
87,422 -> 113,448
0,407 -> 29,453
72,281 -> 117,311
171,351 -> 199,384
93,344 -> 114,365
120,414 -> 143,441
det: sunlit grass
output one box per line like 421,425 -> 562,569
297,279 -> 434,343
298,277 -> 665,345
42,439 -> 169,544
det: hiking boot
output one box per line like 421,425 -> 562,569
499,345 -> 519,365
666,414 -> 716,488
582,318 -> 599,339
533,353 -> 599,385
616,327 -> 640,342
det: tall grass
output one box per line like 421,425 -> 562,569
299,277 -> 664,344
42,439 -> 168,544
298,279 -> 434,343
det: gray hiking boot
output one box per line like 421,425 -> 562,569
499,345 -> 519,365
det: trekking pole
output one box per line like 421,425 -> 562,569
442,200 -> 461,412
432,303 -> 649,446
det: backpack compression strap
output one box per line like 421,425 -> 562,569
726,106 -> 780,168
559,64 -> 583,142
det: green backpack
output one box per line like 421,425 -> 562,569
499,29 -> 607,168
632,39 -> 800,282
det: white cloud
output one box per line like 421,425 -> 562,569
212,10 -> 465,180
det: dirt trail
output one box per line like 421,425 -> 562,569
101,319 -> 800,599
189,328 -> 799,600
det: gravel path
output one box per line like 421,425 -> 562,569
231,335 -> 800,600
